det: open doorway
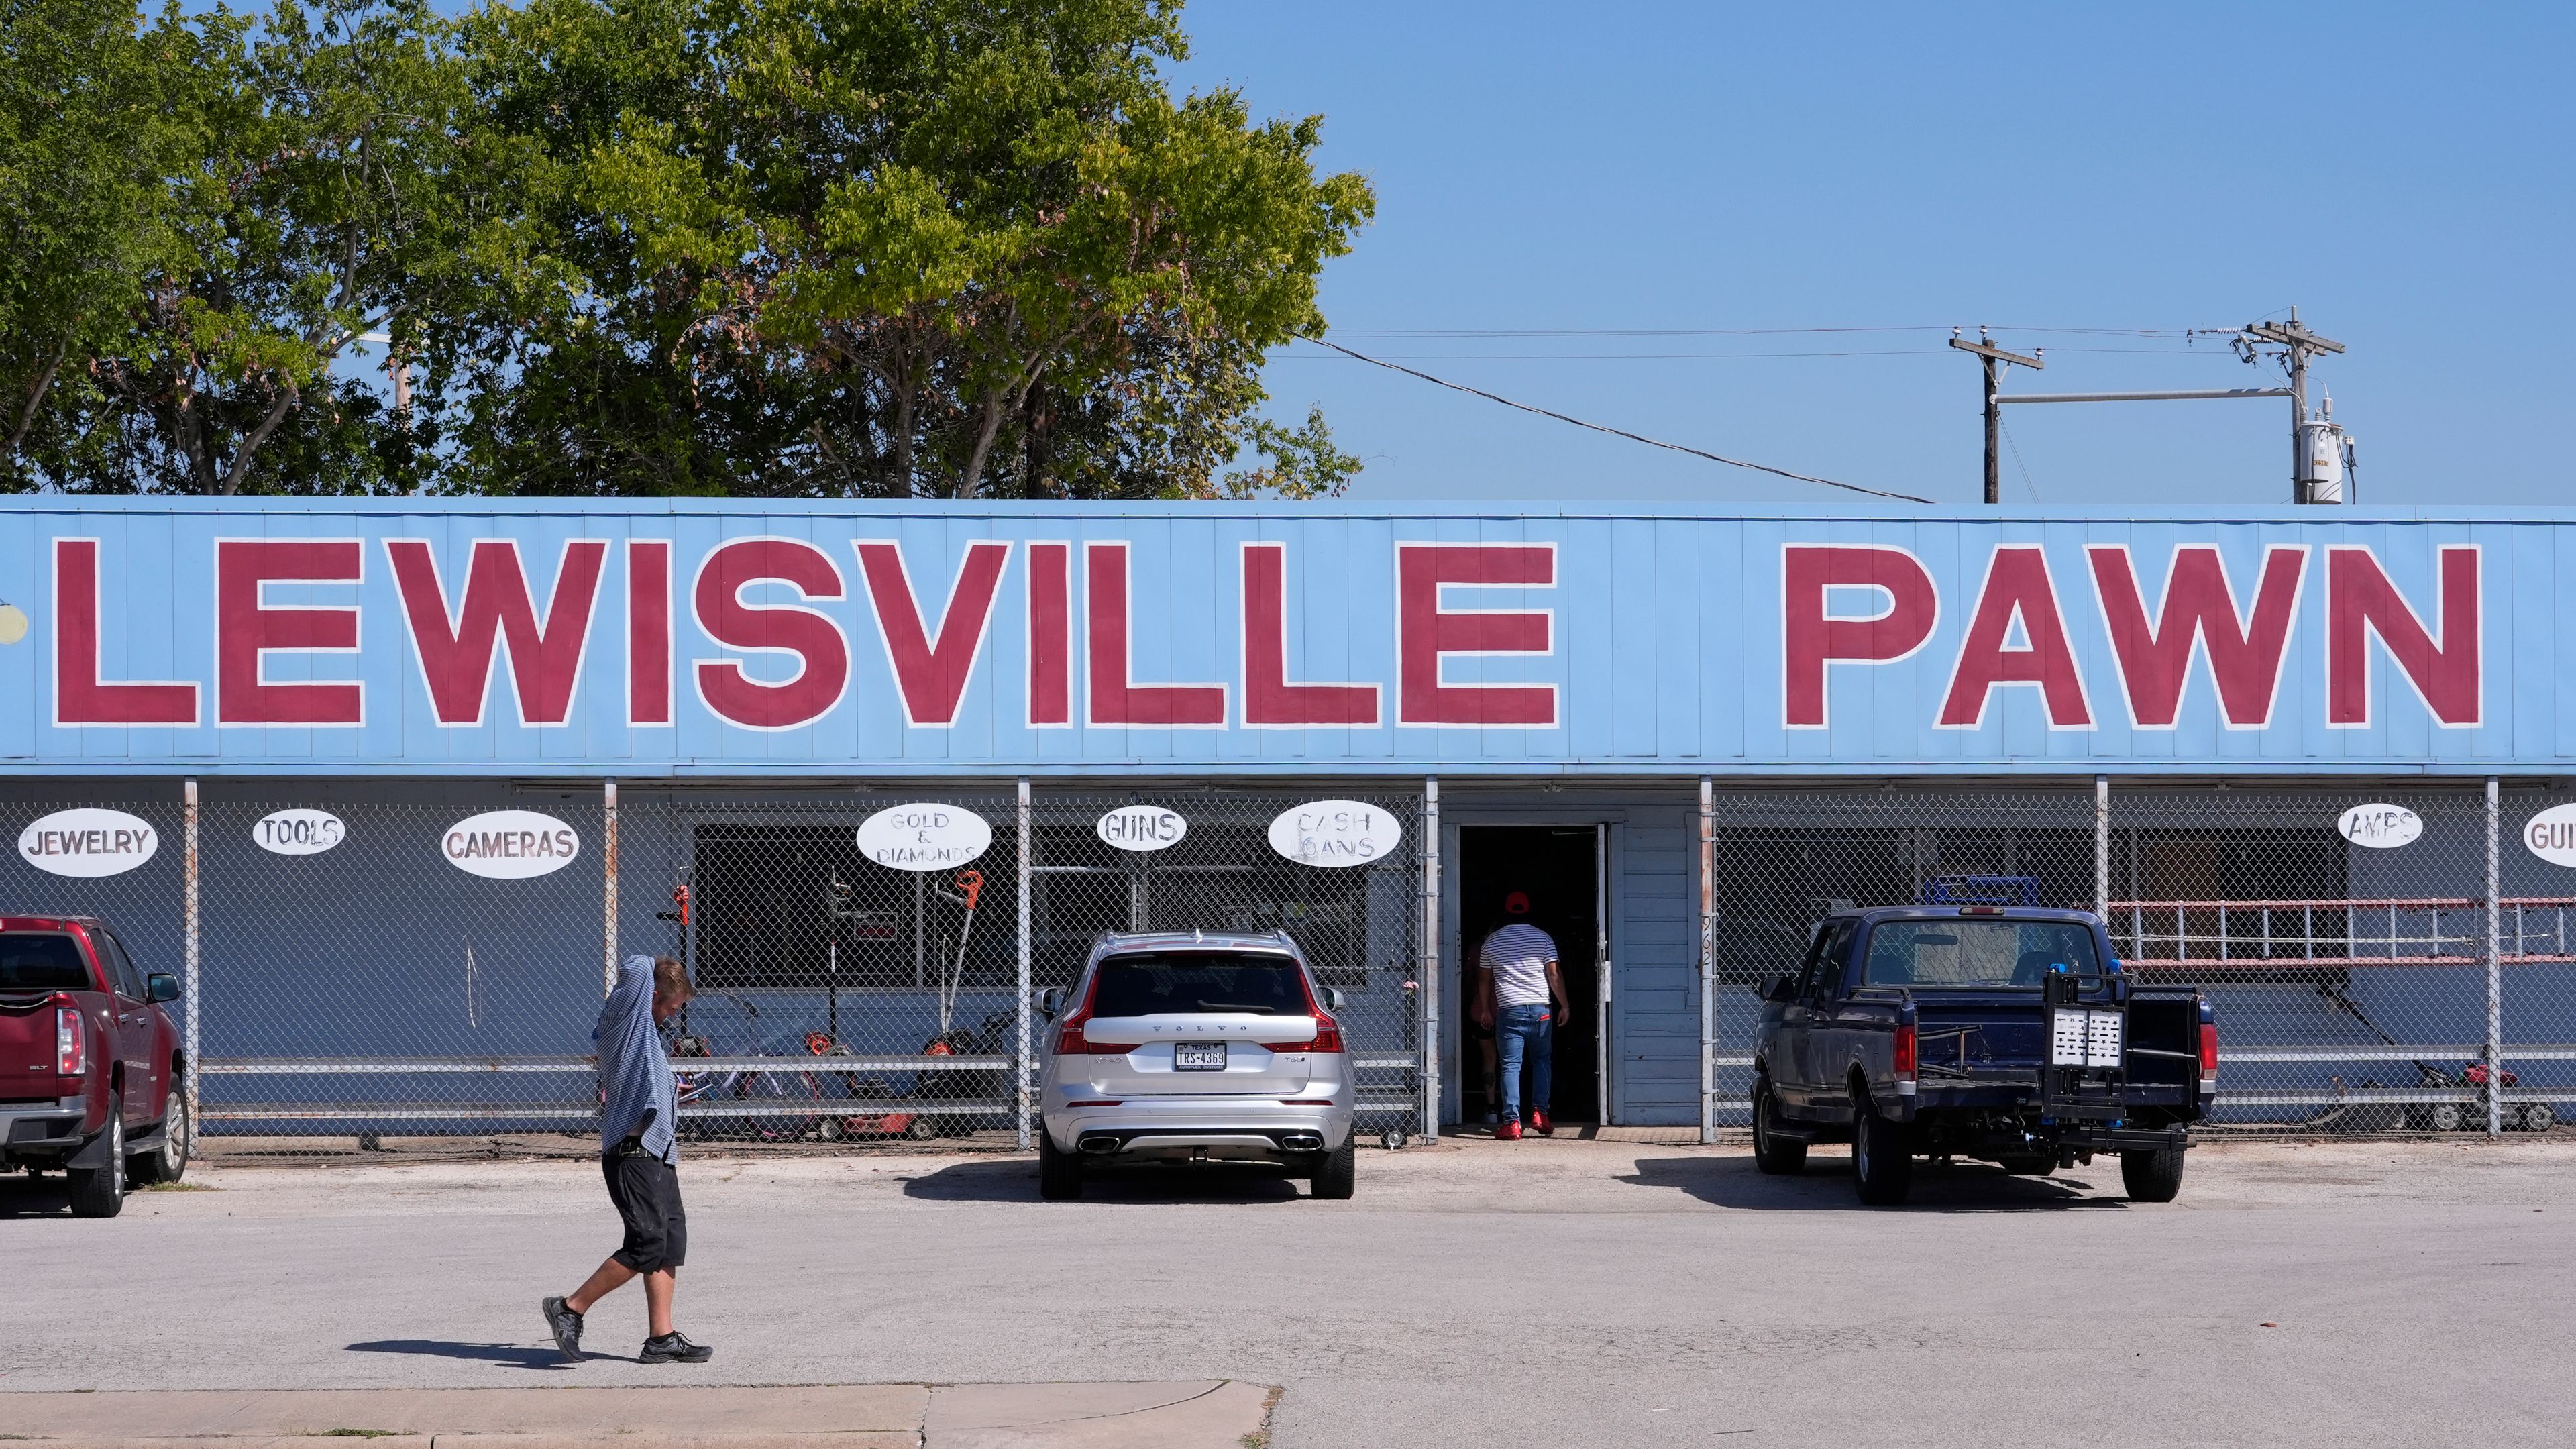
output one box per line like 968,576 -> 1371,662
1456,826 -> 1602,1128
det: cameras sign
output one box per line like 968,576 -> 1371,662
17,808 -> 157,878
442,810 -> 580,879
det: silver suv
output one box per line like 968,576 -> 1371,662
1035,931 -> 1356,1201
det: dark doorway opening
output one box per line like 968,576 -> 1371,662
1457,826 -> 1602,1128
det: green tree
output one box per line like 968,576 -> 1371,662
441,0 -> 1371,499
6,0 -> 464,495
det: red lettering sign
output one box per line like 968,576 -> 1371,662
1242,542 -> 1379,727
215,539 -> 364,726
1938,545 -> 2092,729
1085,541 -> 1226,727
1395,543 -> 1556,727
2088,545 -> 2307,729
690,538 -> 849,730
852,540 -> 1010,727
2326,545 -> 2481,727
1781,544 -> 1937,729
1026,541 -> 1071,728
51,538 -> 198,725
384,539 -> 606,727
627,540 -> 672,727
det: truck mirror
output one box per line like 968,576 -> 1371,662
1036,986 -> 1062,1020
146,972 -> 180,1004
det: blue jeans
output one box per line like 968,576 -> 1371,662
1495,1003 -> 1554,1124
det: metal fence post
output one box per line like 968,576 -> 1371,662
2487,776 -> 2502,1137
602,780 -> 619,995
2094,775 -> 2110,922
183,778 -> 200,1159
1699,777 -> 1715,1146
1419,777 -> 1440,1142
1016,777 -> 1033,1152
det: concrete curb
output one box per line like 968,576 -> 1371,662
0,1382 -> 1276,1448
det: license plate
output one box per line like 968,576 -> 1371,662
1173,1042 -> 1227,1072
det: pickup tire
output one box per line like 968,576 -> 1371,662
130,1088 -> 189,1187
2119,1145 -> 2186,1202
1037,1132 -> 1083,1201
1751,1077 -> 1807,1175
67,1096 -> 127,1219
1311,1138 -> 1356,1200
1850,1089 -> 1913,1207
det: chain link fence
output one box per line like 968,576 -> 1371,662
9,775 -> 2571,1153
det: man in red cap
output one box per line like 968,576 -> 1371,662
1473,891 -> 1572,1139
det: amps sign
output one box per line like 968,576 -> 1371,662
0,500 -> 2565,774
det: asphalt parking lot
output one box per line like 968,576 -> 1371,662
5,1135 -> 2569,1448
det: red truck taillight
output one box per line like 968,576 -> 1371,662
56,1006 -> 84,1075
2198,1022 -> 2220,1084
1892,1023 -> 1917,1081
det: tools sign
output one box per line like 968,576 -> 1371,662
254,808 -> 347,856
1267,800 -> 1401,868
2337,803 -> 2423,850
857,804 -> 992,871
442,809 -> 580,879
1096,805 -> 1187,853
17,807 -> 158,878
2526,802 -> 2576,868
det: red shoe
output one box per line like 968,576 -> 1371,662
1495,1119 -> 1523,1140
1530,1110 -> 1554,1136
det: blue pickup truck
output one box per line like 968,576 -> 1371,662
1751,905 -> 2216,1206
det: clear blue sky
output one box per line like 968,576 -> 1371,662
1171,3 -> 2574,509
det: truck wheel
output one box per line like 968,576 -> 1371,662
1850,1093 -> 1913,1207
1752,1077 -> 1807,1175
129,1088 -> 189,1187
67,1097 -> 127,1219
2120,1145 -> 2186,1202
1037,1132 -> 1083,1201
2426,1103 -> 2465,1133
1311,1138 -> 1356,1200
2521,1103 -> 2556,1133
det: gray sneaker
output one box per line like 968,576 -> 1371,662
541,1296 -> 584,1360
640,1330 -> 714,1364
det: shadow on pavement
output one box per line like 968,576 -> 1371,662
1619,1154 -> 2125,1211
0,1175 -> 72,1218
901,1158 -> 1305,1204
347,1340 -> 576,1371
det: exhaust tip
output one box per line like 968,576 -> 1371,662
1279,1132 -> 1323,1152
1077,1134 -> 1121,1155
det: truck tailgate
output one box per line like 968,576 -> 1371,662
1913,994 -> 2049,1078
0,993 -> 63,1091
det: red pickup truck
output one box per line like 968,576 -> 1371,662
1,916 -> 189,1216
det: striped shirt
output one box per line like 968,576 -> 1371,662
1481,923 -> 1558,1008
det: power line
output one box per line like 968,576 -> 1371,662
1287,345 -> 2224,360
1305,337 -> 1932,505
1334,324 -> 2240,339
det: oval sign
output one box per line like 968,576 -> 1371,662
2525,803 -> 2576,868
2337,803 -> 2424,850
254,808 -> 346,857
441,810 -> 580,879
857,804 -> 992,872
1097,805 -> 1187,853
18,808 -> 158,878
1268,800 -> 1403,869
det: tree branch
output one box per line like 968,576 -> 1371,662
6,332 -> 72,458
221,378 -> 302,496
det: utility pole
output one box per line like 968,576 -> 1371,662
1950,329 -> 2043,504
2239,307 -> 2344,503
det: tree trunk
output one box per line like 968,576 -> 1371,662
6,333 -> 71,458
221,380 -> 301,496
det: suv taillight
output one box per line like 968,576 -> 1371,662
56,1007 -> 84,1075
1265,1014 -> 1346,1055
2198,1022 -> 2220,1082
1051,981 -> 1135,1055
1892,1023 -> 1917,1080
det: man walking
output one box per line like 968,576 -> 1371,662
542,955 -> 714,1364
1473,892 -> 1572,1140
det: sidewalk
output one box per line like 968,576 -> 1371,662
0,1382 -> 1278,1448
